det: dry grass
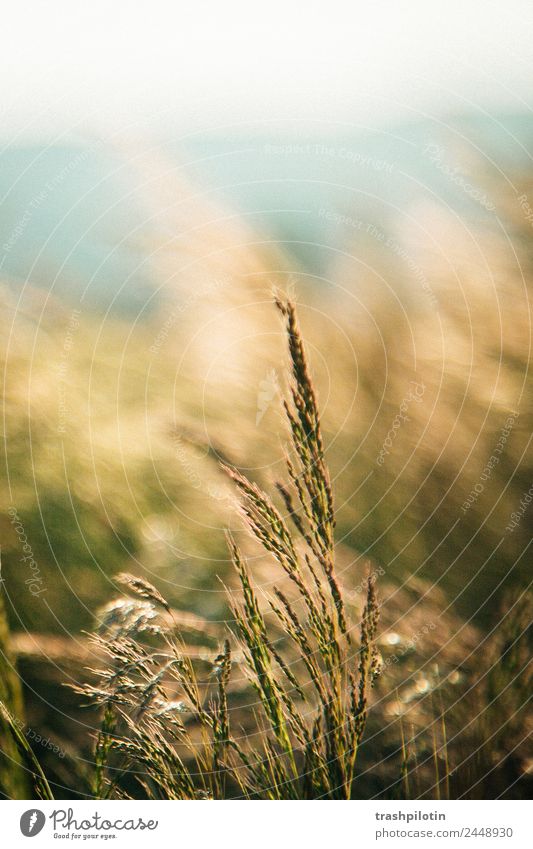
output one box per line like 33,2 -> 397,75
1,292 -> 531,800
60,295 -> 382,800
1,156 -> 531,800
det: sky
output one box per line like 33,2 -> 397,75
2,0 -> 533,142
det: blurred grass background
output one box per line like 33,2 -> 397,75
0,131 -> 531,797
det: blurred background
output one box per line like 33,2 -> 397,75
0,0 -> 531,798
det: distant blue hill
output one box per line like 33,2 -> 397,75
1,114 -> 532,313
0,143 -> 154,314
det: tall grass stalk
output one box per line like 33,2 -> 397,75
76,295 -> 382,799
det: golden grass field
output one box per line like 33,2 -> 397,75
0,150 -> 531,799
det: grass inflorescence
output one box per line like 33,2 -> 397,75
1,294 -> 530,801
68,294 -> 383,799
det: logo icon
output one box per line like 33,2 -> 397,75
20,809 -> 46,837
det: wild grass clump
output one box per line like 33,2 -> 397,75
1,294 -> 529,800
67,295 -> 382,799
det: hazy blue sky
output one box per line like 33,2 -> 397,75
2,0 -> 532,141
